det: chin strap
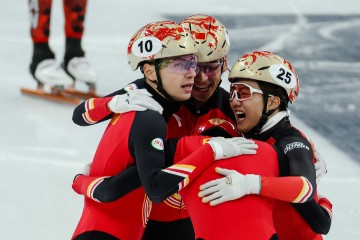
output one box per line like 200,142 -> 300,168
261,110 -> 290,133
153,59 -> 178,102
244,92 -> 276,138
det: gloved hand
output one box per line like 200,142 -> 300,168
314,150 -> 327,183
198,167 -> 261,206
80,161 -> 92,176
309,140 -> 327,183
206,137 -> 258,160
107,89 -> 163,114
73,161 -> 92,182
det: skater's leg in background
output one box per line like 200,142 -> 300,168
28,0 -> 73,86
63,0 -> 86,64
63,0 -> 97,84
29,0 -> 55,78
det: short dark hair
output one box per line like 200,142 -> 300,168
139,61 -> 155,74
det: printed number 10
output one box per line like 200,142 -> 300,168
138,40 -> 153,53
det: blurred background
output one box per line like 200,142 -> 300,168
0,0 -> 359,239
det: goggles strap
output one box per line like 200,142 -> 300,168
220,57 -> 225,73
154,59 -> 177,102
154,59 -> 161,86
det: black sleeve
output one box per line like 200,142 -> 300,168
277,136 -> 330,233
277,136 -> 317,199
291,199 -> 332,234
89,138 -> 180,202
164,138 -> 180,167
72,89 -> 124,126
129,110 -> 185,203
92,164 -> 142,202
272,144 -> 289,177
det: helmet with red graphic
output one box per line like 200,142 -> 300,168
127,20 -> 198,71
191,118 -> 241,137
229,51 -> 300,103
179,14 -> 230,63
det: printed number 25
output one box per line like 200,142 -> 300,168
277,68 -> 292,84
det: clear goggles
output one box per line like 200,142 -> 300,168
158,55 -> 198,74
229,82 -> 264,101
197,61 -> 224,77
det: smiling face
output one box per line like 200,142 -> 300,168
191,58 -> 227,105
229,80 -> 264,133
179,15 -> 230,106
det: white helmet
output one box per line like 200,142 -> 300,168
229,51 -> 300,103
180,14 -> 230,63
127,20 -> 198,71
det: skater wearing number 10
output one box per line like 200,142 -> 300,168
71,20 -> 257,240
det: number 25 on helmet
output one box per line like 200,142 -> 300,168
229,51 -> 300,103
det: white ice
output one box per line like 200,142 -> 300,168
0,0 -> 359,239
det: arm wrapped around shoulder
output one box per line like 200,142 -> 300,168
291,196 -> 332,234
198,167 -> 261,206
107,89 -> 163,114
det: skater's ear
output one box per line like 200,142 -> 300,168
143,63 -> 156,81
267,95 -> 281,112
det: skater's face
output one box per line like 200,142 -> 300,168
191,57 -> 227,106
229,80 -> 265,133
158,55 -> 198,101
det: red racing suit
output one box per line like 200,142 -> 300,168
71,83 -> 218,239
72,78 -> 235,239
249,116 -> 333,240
149,87 -> 235,229
175,136 -> 279,240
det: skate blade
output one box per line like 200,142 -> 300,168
20,87 -> 81,105
63,88 -> 102,99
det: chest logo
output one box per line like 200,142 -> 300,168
151,138 -> 164,151
124,83 -> 138,92
284,142 -> 309,154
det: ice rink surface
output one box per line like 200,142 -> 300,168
0,1 -> 359,239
